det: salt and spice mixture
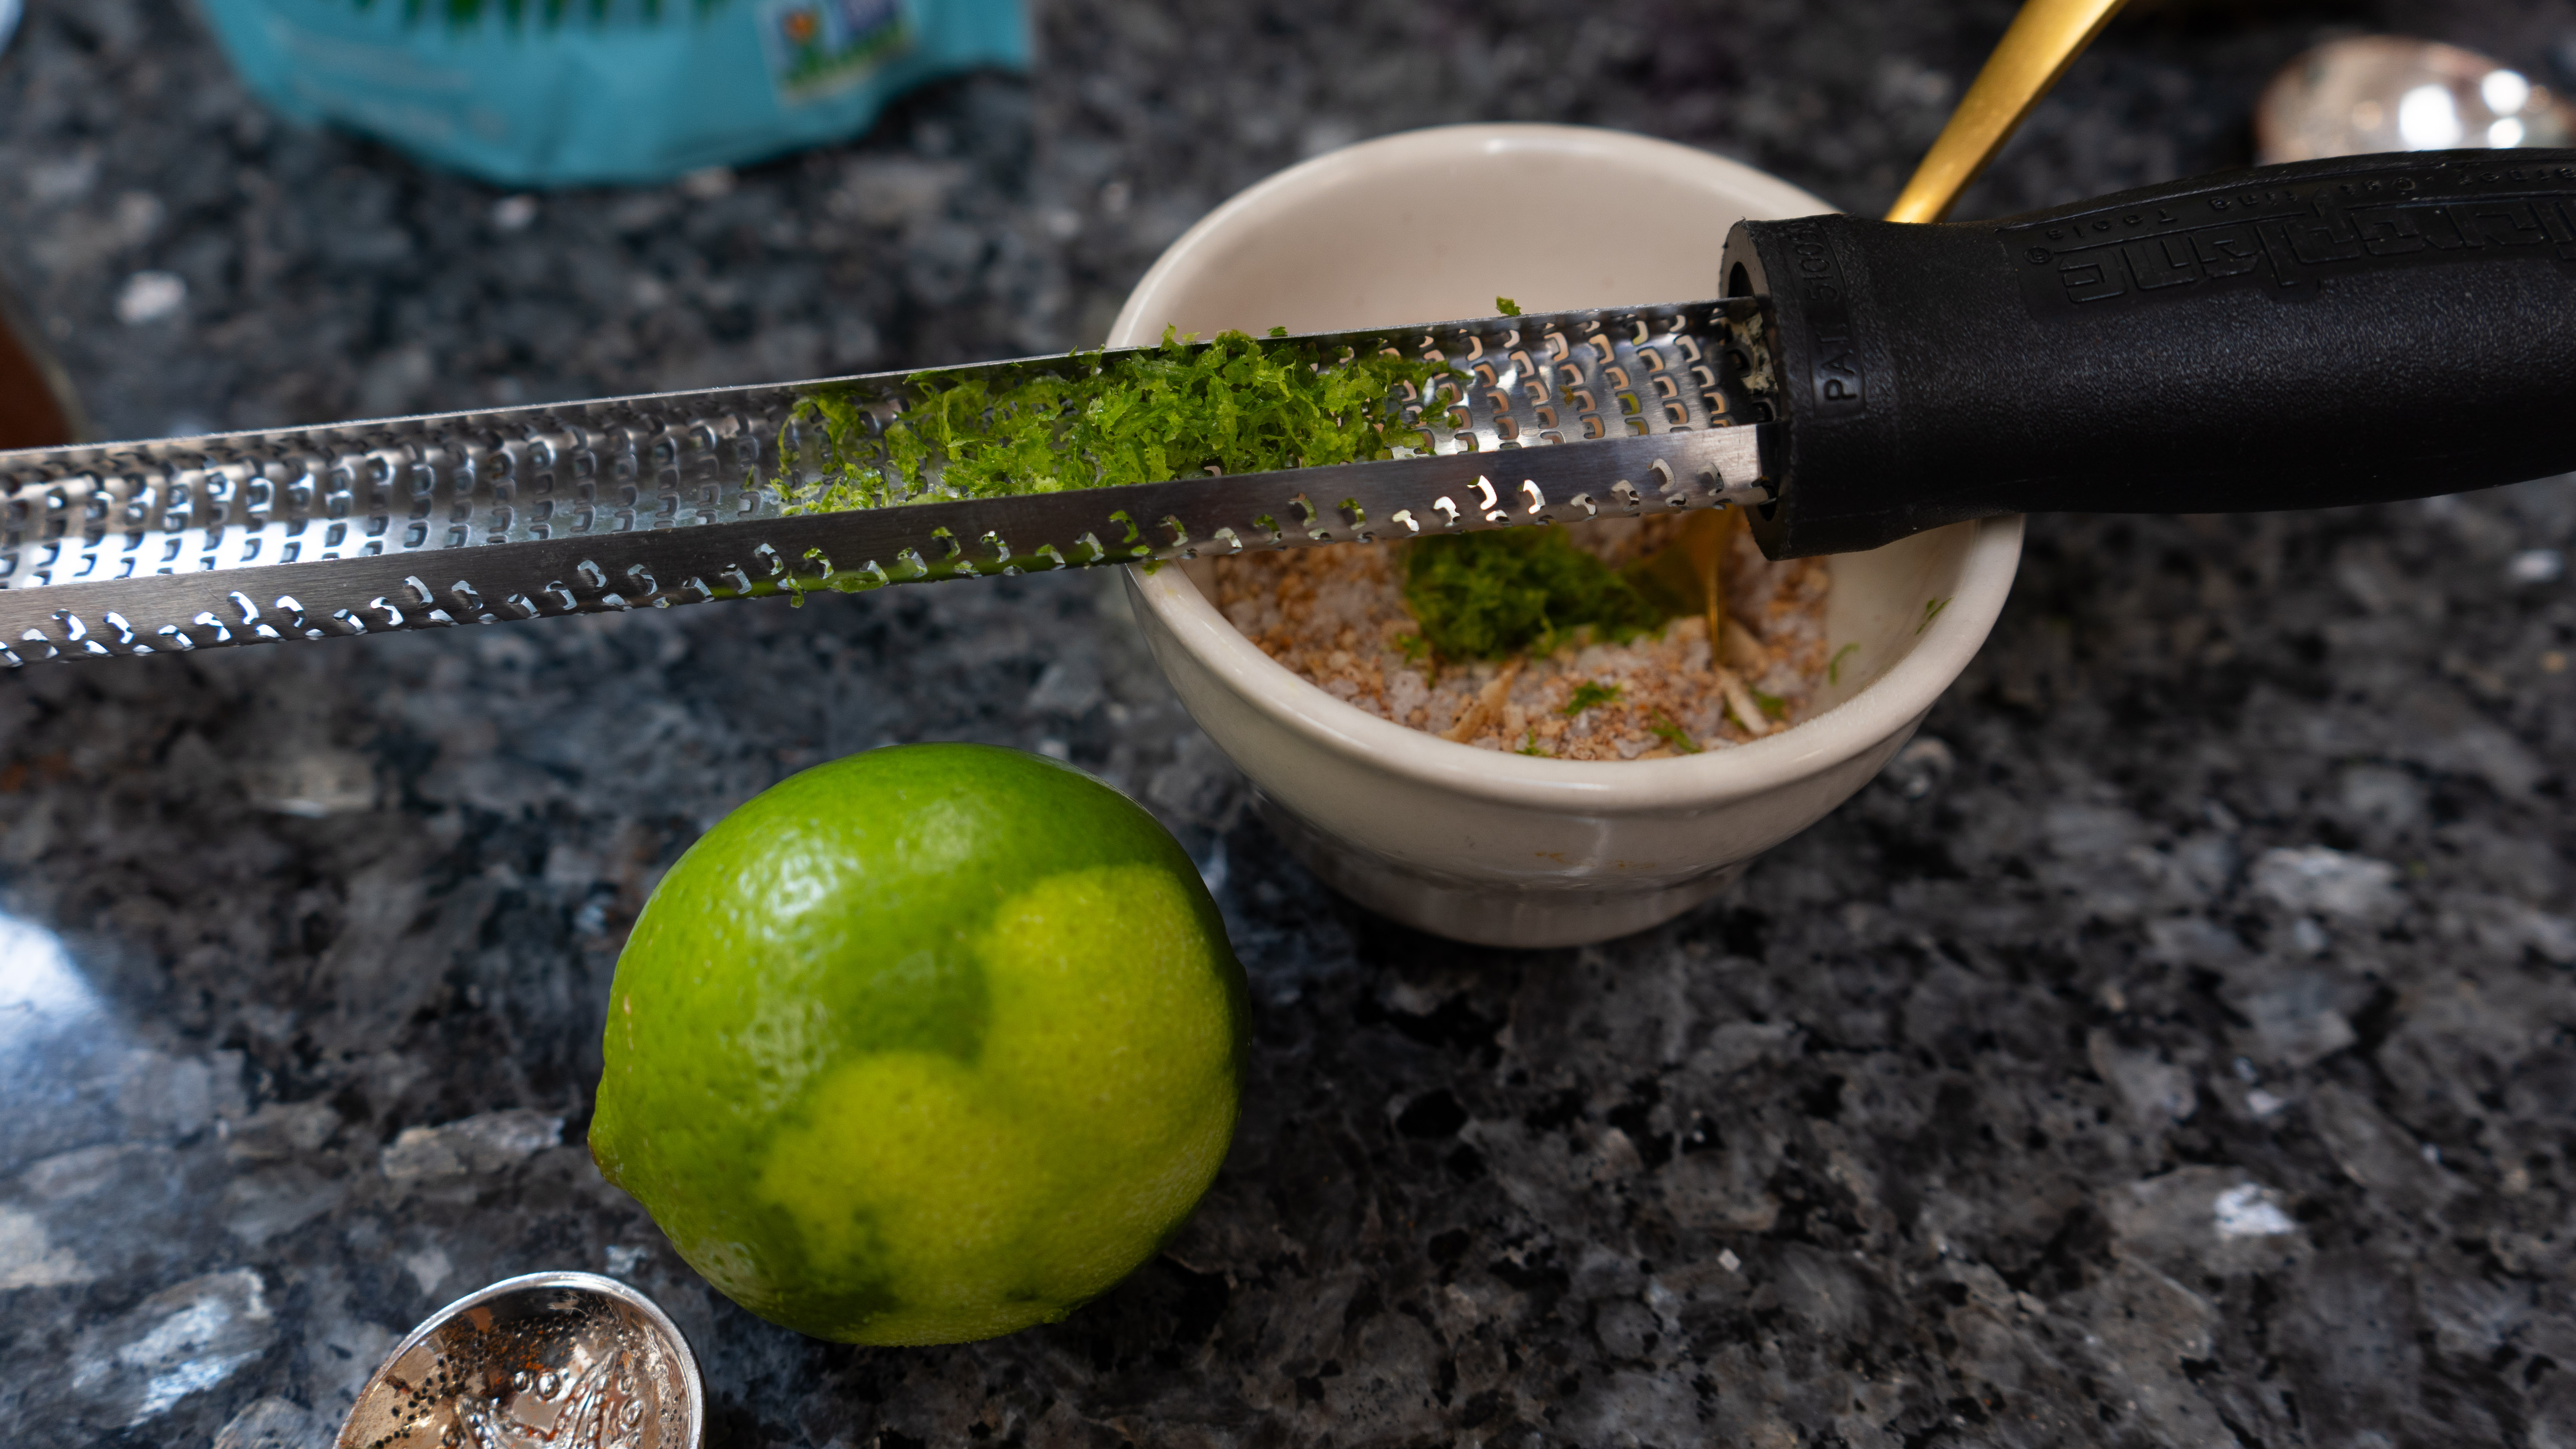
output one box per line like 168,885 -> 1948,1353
1212,513 -> 1832,759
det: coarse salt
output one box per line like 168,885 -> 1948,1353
1213,516 -> 1833,758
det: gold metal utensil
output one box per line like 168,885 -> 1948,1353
1883,0 -> 2130,223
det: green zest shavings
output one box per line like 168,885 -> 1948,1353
1495,297 -> 1524,317
1403,529 -> 1666,661
1562,681 -> 1622,715
1646,709 -> 1703,755
781,328 -> 1457,514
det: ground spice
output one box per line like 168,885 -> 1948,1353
1213,513 -> 1832,758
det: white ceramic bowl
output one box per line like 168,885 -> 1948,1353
1111,124 -> 2023,948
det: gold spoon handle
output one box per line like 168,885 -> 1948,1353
1884,0 -> 2130,223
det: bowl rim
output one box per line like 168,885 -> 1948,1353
1107,121 -> 1838,346
1131,517 -> 2022,814
1112,123 -> 2025,817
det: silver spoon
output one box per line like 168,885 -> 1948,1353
334,1271 -> 704,1449
2256,34 -> 2575,164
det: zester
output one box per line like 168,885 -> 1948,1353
6,150 -> 2575,666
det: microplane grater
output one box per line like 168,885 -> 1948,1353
0,298 -> 1776,666
17,152 -> 2576,666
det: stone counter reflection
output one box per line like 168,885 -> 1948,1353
0,907 -> 288,1433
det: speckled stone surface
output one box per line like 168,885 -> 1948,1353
6,1 -> 2576,1445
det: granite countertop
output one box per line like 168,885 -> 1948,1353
6,1 -> 2576,1444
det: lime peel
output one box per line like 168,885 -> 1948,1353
590,744 -> 1246,1346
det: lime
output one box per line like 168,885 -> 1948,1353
589,743 -> 1247,1346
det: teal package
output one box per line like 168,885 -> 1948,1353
195,0 -> 1030,188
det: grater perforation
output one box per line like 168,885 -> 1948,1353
0,299 -> 1775,664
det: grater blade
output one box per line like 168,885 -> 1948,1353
0,299 -> 1777,665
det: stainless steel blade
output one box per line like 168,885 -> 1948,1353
0,298 -> 1777,665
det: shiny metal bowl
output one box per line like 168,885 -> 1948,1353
334,1271 -> 703,1449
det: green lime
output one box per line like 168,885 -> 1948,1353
589,743 -> 1246,1346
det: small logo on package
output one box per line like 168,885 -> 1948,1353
762,0 -> 914,103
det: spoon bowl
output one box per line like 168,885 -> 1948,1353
2256,35 -> 2575,164
335,1271 -> 703,1449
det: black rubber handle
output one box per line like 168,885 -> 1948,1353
1724,150 -> 2576,558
